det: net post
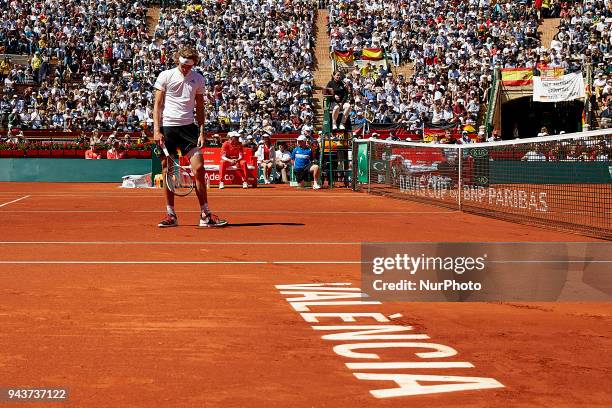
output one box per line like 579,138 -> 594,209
367,139 -> 371,194
328,135 -> 334,189
319,133 -> 325,188
458,147 -> 463,210
351,138 -> 357,191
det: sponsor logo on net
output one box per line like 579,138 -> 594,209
398,174 -> 451,200
371,253 -> 487,292
398,175 -> 548,212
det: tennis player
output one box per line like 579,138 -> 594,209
153,47 -> 226,228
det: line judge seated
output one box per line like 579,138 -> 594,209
291,134 -> 321,190
219,131 -> 249,189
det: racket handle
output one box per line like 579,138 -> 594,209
206,177 -> 210,190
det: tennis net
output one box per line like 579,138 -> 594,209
353,129 -> 612,240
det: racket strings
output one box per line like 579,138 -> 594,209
165,152 -> 195,196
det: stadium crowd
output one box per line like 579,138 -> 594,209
151,0 -> 316,135
0,0 -> 317,136
0,0 -> 610,138
0,0 -> 154,132
327,0 -> 612,134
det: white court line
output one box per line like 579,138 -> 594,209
0,193 -> 371,198
0,195 -> 30,208
5,210 -> 120,213
0,241 -> 360,245
2,210 -> 457,215
273,261 -> 362,264
491,260 -> 612,263
134,210 -> 457,214
0,261 -> 359,265
562,211 -> 612,214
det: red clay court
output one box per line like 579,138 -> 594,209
0,183 -> 611,407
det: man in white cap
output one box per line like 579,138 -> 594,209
153,47 -> 226,228
291,135 -> 321,189
219,131 -> 249,189
255,133 -> 276,184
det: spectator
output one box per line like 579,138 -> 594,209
219,132 -> 249,189
8,129 -> 25,144
522,146 -> 548,161
208,133 -> 222,147
85,143 -> 101,160
138,131 -> 150,145
457,131 -> 472,144
106,140 -> 123,159
0,57 -> 11,81
601,102 -> 612,122
275,142 -> 292,183
487,129 -> 502,142
255,134 -> 275,185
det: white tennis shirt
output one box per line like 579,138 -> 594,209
153,67 -> 205,126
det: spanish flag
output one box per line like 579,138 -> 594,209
361,48 -> 383,61
334,50 -> 354,63
501,68 -> 533,86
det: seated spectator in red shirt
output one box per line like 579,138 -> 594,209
85,143 -> 101,159
106,140 -> 125,159
219,131 -> 248,189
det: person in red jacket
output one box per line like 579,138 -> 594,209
85,143 -> 101,159
219,131 -> 249,189
106,140 -> 123,159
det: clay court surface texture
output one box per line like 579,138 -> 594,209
0,182 -> 610,408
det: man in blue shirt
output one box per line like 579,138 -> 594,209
291,135 -> 321,190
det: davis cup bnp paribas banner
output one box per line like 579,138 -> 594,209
532,72 -> 585,103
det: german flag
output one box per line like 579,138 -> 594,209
501,68 -> 533,86
333,50 -> 354,63
361,48 -> 383,61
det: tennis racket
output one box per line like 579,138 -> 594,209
161,145 -> 194,197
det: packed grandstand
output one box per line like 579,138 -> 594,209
0,0 -> 610,142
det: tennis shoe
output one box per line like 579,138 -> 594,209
243,182 -> 248,189
218,181 -> 224,189
313,182 -> 321,190
199,213 -> 228,228
158,214 -> 178,228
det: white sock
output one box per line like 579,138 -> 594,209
166,205 -> 176,216
200,203 -> 210,216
